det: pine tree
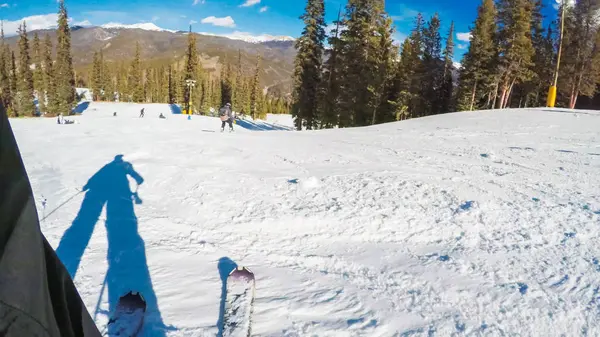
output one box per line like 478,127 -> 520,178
337,0 -> 395,127
31,33 -> 45,113
243,77 -> 252,114
291,0 -> 326,130
102,53 -> 112,101
439,21 -> 455,113
233,49 -> 244,111
495,0 -> 535,108
17,22 -> 35,117
250,56 -> 262,119
420,13 -> 443,116
9,51 -> 17,115
319,5 -> 343,128
407,14 -> 425,115
211,77 -> 221,111
523,0 -> 553,107
55,0 -> 76,114
129,42 -> 144,102
91,51 -> 102,101
559,0 -> 600,108
220,61 -> 233,107
456,0 -> 497,111
379,39 -> 415,121
116,62 -> 127,102
168,65 -> 175,104
183,26 -> 199,112
175,67 -> 184,104
43,34 -> 57,115
371,15 -> 397,124
0,23 -> 10,115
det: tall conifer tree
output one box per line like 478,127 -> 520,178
291,0 -> 326,130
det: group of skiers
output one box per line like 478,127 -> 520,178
125,104 -> 237,131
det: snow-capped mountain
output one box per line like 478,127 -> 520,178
98,23 -> 294,43
199,31 -> 295,44
100,22 -> 176,33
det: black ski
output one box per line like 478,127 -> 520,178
107,291 -> 146,337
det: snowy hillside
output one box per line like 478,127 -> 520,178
9,103 -> 600,336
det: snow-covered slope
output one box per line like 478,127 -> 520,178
9,103 -> 600,336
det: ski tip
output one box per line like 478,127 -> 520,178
119,291 -> 147,311
228,266 -> 254,280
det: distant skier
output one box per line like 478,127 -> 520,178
113,112 -> 117,117
219,103 -> 234,132
57,113 -> 64,125
139,108 -> 145,118
159,113 -> 166,119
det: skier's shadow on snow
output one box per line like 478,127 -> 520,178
217,257 -> 238,337
56,154 -> 168,337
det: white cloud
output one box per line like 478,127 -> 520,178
201,15 -> 236,28
193,0 -> 205,5
390,5 -> 420,22
553,0 -> 575,10
457,43 -> 467,50
259,6 -> 268,13
73,19 -> 92,27
180,15 -> 187,18
152,16 -> 159,22
240,0 -> 260,7
456,32 -> 472,42
393,32 -> 407,45
0,3 -> 9,8
190,20 -> 198,25
2,13 -> 59,36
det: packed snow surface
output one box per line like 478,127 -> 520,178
9,102 -> 600,336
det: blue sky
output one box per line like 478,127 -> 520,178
0,0 -> 561,61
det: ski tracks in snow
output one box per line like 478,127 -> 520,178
12,105 -> 600,336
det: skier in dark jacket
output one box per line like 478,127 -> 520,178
0,107 -> 102,336
139,108 -> 145,118
219,103 -> 234,132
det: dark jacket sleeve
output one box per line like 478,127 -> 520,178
0,108 -> 101,337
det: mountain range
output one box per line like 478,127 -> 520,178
4,23 -> 296,93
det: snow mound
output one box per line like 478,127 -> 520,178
300,176 -> 321,191
9,105 -> 600,336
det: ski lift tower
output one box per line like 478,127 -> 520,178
185,79 -> 197,114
